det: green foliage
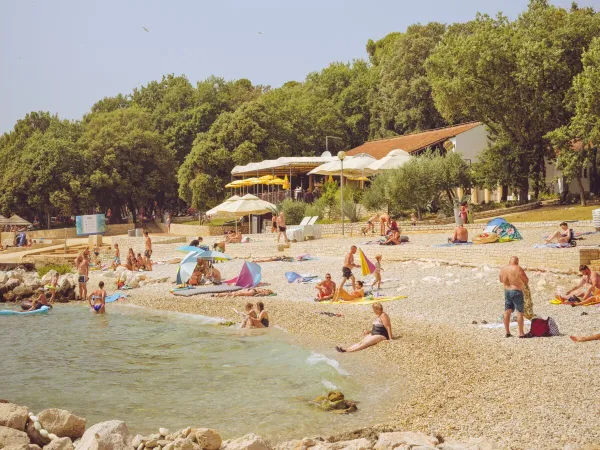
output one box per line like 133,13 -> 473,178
37,264 -> 73,278
279,199 -> 307,225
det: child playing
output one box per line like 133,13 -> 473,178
111,243 -> 121,270
372,254 -> 383,291
47,272 -> 59,304
410,213 -> 417,227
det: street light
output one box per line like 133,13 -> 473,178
338,150 -> 346,236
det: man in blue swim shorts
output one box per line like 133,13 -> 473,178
499,256 -> 529,338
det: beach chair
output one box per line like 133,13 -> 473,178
303,216 -> 321,240
286,216 -> 311,242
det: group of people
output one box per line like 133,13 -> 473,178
238,301 -> 270,328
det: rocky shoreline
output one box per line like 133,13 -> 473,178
0,269 -> 78,303
0,402 -> 497,450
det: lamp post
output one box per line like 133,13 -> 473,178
338,150 -> 346,236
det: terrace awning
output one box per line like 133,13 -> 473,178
231,156 -> 337,177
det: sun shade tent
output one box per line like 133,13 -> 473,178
483,218 -> 522,242
308,154 -> 376,178
224,261 -> 262,288
363,149 -> 411,174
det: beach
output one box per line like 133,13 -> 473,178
86,227 -> 600,450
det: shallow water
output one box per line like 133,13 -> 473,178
0,304 -> 392,440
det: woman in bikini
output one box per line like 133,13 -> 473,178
332,280 -> 365,302
245,301 -> 270,328
124,248 -> 136,270
88,281 -> 106,314
336,303 -> 392,353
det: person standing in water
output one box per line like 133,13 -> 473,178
499,256 -> 529,338
78,251 -> 90,301
88,281 -> 106,314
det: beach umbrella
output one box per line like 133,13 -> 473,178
176,252 -> 201,284
259,175 -> 274,182
176,245 -> 204,254
6,215 -> 32,226
283,175 -> 290,190
206,195 -> 241,217
364,149 -> 411,174
266,177 -> 285,185
196,250 -> 232,262
327,175 -> 334,183
219,194 -> 276,216
358,249 -> 377,276
308,154 -> 376,178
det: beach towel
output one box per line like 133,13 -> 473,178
172,285 -> 242,296
285,272 -> 318,283
364,240 -> 385,245
533,243 -> 574,248
432,242 -> 474,247
319,295 -> 407,305
296,254 -> 316,261
105,292 -> 127,303
523,284 -> 535,320
358,249 -> 376,276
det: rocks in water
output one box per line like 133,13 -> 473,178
158,431 -> 170,439
27,420 -> 51,447
0,425 -> 31,448
11,284 -> 33,299
311,392 -> 357,415
162,438 -> 199,450
37,409 -> 86,441
43,437 -> 75,450
75,420 -> 130,450
145,440 -> 159,448
221,434 -> 272,450
374,432 -> 439,449
0,403 -> 29,431
191,429 -> 221,450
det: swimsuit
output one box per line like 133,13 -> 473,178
371,317 -> 389,339
144,250 -> 152,258
260,318 -> 269,327
279,226 -> 286,232
78,275 -> 87,283
342,267 -> 353,278
93,304 -> 102,312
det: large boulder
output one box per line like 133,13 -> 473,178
5,279 -> 20,292
6,271 -> 24,282
24,279 -> 42,290
0,426 -> 30,449
75,420 -> 130,450
221,434 -> 271,450
374,432 -> 439,450
41,271 -> 58,284
11,285 -> 33,298
57,277 -> 72,294
0,403 -> 28,431
0,272 -> 8,284
43,438 -> 74,450
191,429 -> 221,450
38,409 -> 86,441
4,445 -> 41,450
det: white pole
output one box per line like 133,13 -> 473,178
341,160 -> 344,236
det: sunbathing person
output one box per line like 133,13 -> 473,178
333,280 -> 365,302
336,303 -> 392,352
252,255 -> 295,263
226,232 -> 243,244
570,333 -> 600,343
315,273 -> 336,301
136,253 -> 145,270
245,301 -> 270,328
449,224 -> 469,243
214,288 -> 274,298
380,228 -> 400,245
557,265 -> 600,305
545,222 -> 573,244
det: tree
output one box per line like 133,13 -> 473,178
427,1 -> 600,203
78,107 -> 176,220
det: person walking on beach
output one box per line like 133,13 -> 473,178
277,212 -> 288,243
144,231 -> 153,271
372,254 -> 383,291
88,281 -> 106,314
499,256 -> 528,338
111,243 -> 121,270
166,214 -> 172,234
78,251 -> 90,301
341,245 -> 360,291
315,274 -> 336,301
336,303 -> 392,353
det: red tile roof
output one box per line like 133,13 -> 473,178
346,122 -> 483,159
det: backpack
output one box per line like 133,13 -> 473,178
527,318 -> 551,337
547,317 -> 560,336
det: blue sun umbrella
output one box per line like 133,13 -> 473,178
196,250 -> 232,262
176,251 -> 202,284
176,245 -> 203,254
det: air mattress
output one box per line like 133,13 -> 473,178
0,306 -> 50,316
172,285 -> 243,297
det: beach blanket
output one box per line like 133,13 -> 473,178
432,242 -> 474,248
172,285 -> 242,297
533,243 -> 574,248
319,295 -> 407,305
105,292 -> 127,303
285,272 -> 318,283
296,254 -> 316,261
364,240 -> 385,245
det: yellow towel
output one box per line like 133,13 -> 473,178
319,295 -> 407,305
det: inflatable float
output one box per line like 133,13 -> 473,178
0,305 -> 50,316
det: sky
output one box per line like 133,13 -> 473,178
1,0 -> 599,134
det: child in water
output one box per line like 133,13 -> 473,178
88,281 -> 106,314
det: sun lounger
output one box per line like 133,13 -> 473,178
303,216 -> 322,240
286,216 -> 311,242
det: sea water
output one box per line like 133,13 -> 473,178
0,304 -> 392,440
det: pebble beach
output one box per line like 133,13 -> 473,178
80,226 -> 600,450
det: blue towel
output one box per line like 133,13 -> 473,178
432,242 -> 474,248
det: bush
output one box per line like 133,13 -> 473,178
280,199 -> 308,225
38,264 -> 73,278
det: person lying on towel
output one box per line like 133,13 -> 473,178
332,281 -> 365,302
448,224 -> 468,244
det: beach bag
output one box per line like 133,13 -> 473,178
547,317 -> 560,336
527,318 -> 551,337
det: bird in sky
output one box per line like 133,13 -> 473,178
257,31 -> 263,35
142,26 -> 149,32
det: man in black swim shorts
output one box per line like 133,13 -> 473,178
340,245 -> 360,291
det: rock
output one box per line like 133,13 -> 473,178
145,441 -> 159,449
11,285 -> 33,298
220,434 -> 271,450
158,430 -> 169,439
41,271 -> 58,284
75,420 -> 130,450
330,439 -> 374,450
0,272 -> 8,284
24,279 -> 41,290
131,436 -> 144,448
438,438 -> 497,450
43,438 -> 74,450
374,432 -> 439,450
27,421 -> 50,447
5,279 -> 20,291
162,438 -> 199,450
191,429 -> 221,450
4,445 -> 41,450
137,444 -> 143,450
180,429 -> 191,440
3,292 -> 16,303
0,403 -> 29,431
157,442 -> 170,448
0,426 -> 30,449
57,277 -> 71,294
38,410 -> 86,441
327,392 -> 344,403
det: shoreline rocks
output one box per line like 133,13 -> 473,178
0,270 -> 77,303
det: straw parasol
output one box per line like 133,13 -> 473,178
206,195 -> 241,216
6,215 -> 32,226
219,194 -> 276,216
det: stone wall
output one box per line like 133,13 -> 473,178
112,236 -> 186,251
155,222 -> 249,237
1,224 -> 132,242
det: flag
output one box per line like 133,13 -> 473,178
359,248 -> 376,276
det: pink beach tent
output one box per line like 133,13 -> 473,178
224,261 -> 262,288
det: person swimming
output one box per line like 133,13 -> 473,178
88,281 -> 106,314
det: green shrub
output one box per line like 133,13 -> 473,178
280,199 -> 308,225
38,264 -> 73,278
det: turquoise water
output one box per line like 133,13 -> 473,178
0,304 -> 391,440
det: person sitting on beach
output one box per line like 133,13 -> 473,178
111,244 -> 121,270
47,272 -> 59,304
27,288 -> 50,311
245,301 -> 270,328
188,263 -> 205,286
240,302 -> 258,328
196,237 -> 209,251
558,265 -> 600,305
449,224 -> 468,244
207,262 -> 222,284
333,280 -> 365,302
123,248 -> 135,270
336,303 -> 392,352
363,214 -> 379,235
545,222 -> 573,244
570,333 -> 600,343
315,273 -> 336,301
213,288 -> 274,298
93,246 -> 101,266
88,281 -> 106,314
136,253 -> 145,270
380,228 -> 400,245
226,231 -> 242,244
